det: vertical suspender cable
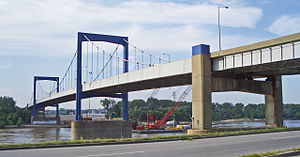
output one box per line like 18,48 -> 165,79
110,54 -> 112,77
91,43 -> 94,81
141,51 -> 144,69
134,47 -> 137,70
74,53 -> 77,87
68,70 -> 70,89
65,77 -> 67,90
97,47 -> 99,79
116,49 -> 118,75
71,61 -> 73,88
102,51 -> 105,79
86,41 -> 89,83
106,54 -> 108,78
150,54 -> 152,67
117,58 -> 119,75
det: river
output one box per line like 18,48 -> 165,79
0,120 -> 299,145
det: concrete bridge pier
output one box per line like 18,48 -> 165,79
188,44 -> 212,134
31,105 -> 60,124
265,75 -> 283,127
187,44 -> 284,134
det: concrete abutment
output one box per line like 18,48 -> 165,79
71,120 -> 132,140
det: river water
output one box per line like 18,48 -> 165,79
1,120 -> 299,145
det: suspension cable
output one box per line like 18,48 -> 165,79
37,82 -> 51,95
47,50 -> 77,94
122,39 -> 169,62
83,35 -> 155,66
93,44 -> 120,81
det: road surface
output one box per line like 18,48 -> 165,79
1,131 -> 300,157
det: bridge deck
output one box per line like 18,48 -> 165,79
35,32 -> 300,107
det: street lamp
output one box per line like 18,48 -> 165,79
163,52 -> 170,63
218,6 -> 229,55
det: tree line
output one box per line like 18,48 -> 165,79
1,96 -> 300,128
103,98 -> 300,121
0,96 -> 32,128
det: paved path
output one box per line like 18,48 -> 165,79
2,131 -> 300,157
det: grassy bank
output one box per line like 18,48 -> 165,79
1,127 -> 300,149
240,147 -> 300,157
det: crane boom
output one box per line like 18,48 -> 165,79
144,88 -> 160,106
149,88 -> 160,98
158,86 -> 192,126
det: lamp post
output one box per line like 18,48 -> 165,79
163,52 -> 170,62
218,6 -> 229,54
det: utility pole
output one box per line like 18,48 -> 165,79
172,92 -> 176,102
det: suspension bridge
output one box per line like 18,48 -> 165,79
31,32 -> 170,121
30,32 -> 300,138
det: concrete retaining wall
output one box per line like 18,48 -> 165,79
31,116 -> 60,124
71,120 -> 132,140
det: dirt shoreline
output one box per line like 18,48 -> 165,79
214,118 -> 265,124
4,124 -> 71,129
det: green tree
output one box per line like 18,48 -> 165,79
232,103 -> 244,119
16,117 -> 23,126
100,98 -> 116,119
111,101 -> 122,118
244,104 -> 257,119
215,102 -> 234,120
105,98 -> 300,123
0,96 -> 17,113
295,112 -> 300,119
0,96 -> 33,128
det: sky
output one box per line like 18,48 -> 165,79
0,0 -> 300,109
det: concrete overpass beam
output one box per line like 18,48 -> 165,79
212,77 -> 273,95
188,44 -> 212,134
265,76 -> 283,127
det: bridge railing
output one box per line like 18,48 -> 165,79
212,40 -> 300,71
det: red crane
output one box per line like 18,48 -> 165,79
145,86 -> 192,129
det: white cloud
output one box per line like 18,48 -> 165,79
269,15 -> 300,36
0,0 -> 262,57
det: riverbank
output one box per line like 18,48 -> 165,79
214,118 -> 264,124
2,118 -> 297,129
4,124 -> 70,129
0,119 -> 262,130
1,127 -> 300,150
